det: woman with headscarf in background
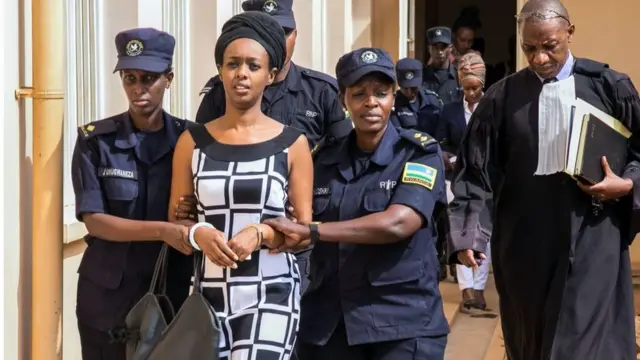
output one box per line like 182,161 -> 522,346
169,11 -> 314,360
435,52 -> 492,313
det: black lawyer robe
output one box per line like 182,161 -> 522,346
448,58 -> 640,360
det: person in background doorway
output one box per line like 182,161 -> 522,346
71,28 -> 193,360
436,52 -> 486,161
451,6 -> 482,64
449,0 -> 640,358
435,52 -> 491,312
452,24 -> 476,60
423,26 -> 462,105
392,57 -> 442,136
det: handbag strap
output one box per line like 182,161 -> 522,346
192,251 -> 205,293
149,243 -> 170,294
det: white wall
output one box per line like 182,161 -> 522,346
2,0 -> 374,358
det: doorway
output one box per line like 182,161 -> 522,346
412,0 -> 517,87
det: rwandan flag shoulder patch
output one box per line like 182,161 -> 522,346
401,162 -> 437,190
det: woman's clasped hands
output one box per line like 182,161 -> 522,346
193,224 -> 286,268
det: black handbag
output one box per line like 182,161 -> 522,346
125,244 -> 176,360
145,251 -> 221,360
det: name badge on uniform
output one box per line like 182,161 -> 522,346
313,187 -> 331,196
98,167 -> 138,180
379,180 -> 397,190
397,111 -> 414,117
401,162 -> 436,190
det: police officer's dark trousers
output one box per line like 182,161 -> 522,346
294,248 -> 311,294
297,319 -> 447,360
78,322 -> 126,360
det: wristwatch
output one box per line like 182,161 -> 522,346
309,222 -> 321,244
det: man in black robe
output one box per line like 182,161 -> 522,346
448,0 -> 640,359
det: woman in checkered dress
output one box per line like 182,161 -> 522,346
168,12 -> 313,360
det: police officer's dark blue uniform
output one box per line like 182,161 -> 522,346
265,48 -> 449,359
424,27 -> 462,105
193,0 -> 353,295
393,57 -> 442,136
71,28 -> 192,360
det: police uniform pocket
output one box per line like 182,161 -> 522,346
312,196 -> 330,217
103,178 -> 139,218
363,189 -> 391,213
367,259 -> 424,287
312,184 -> 332,218
78,240 -> 129,289
368,260 -> 431,328
103,178 -> 139,200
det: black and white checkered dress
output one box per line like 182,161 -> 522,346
189,125 -> 301,360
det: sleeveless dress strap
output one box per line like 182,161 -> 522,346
277,126 -> 304,148
188,124 -> 215,149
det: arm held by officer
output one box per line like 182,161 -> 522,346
266,149 -> 446,247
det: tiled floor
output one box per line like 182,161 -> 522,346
440,277 -> 501,360
440,276 -> 640,359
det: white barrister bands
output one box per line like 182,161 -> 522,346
189,222 -> 216,251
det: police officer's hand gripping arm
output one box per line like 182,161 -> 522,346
265,149 -> 445,247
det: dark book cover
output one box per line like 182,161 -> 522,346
575,113 -> 629,185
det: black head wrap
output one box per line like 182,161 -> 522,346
214,11 -> 287,71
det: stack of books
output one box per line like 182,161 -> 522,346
563,98 -> 631,184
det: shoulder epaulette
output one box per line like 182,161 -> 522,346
300,67 -> 339,91
573,58 -> 609,78
399,128 -> 438,151
199,76 -> 221,96
77,118 -> 118,140
423,88 -> 440,98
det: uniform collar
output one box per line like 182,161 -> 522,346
395,88 -> 427,108
368,123 -> 400,166
114,110 -> 181,150
416,88 -> 429,105
424,62 -> 457,81
279,61 -> 304,92
263,62 -> 303,105
325,123 -> 400,181
448,63 -> 458,79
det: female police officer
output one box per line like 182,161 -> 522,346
71,28 -> 193,359
265,48 -> 449,359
